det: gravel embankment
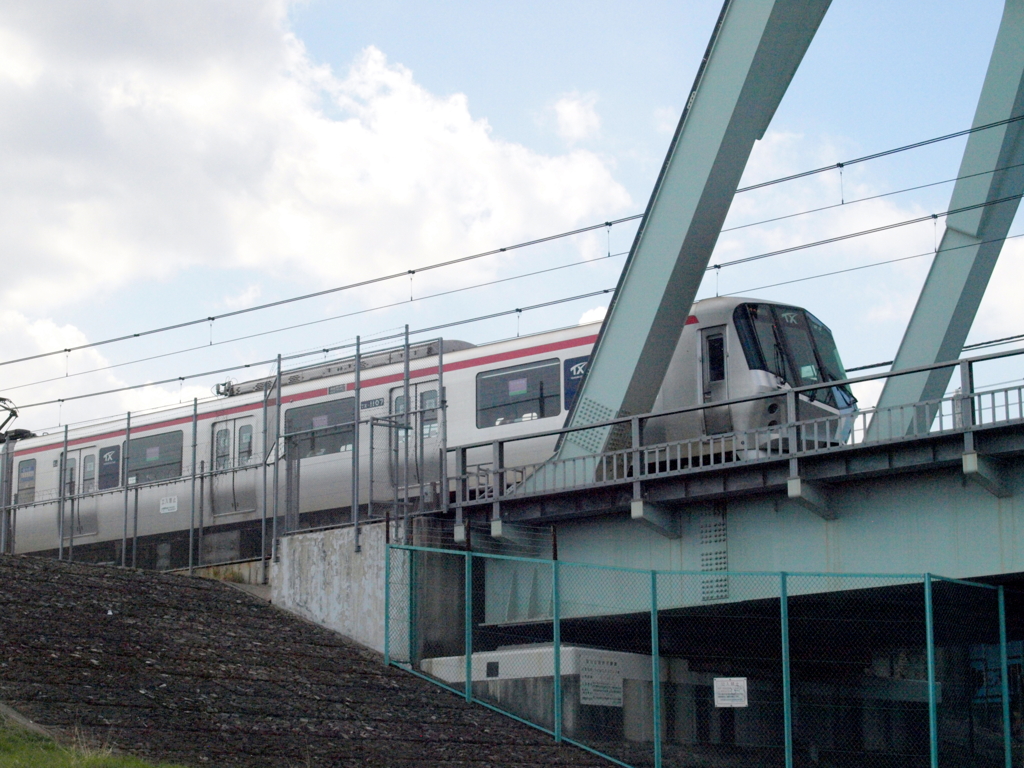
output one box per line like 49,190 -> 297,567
0,555 -> 608,767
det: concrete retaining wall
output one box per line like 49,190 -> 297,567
270,522 -> 388,652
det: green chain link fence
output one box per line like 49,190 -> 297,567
385,544 -> 1017,768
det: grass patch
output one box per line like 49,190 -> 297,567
0,718 -> 188,768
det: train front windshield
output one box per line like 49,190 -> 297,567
734,303 -> 855,409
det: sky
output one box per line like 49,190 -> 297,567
1,0 -> 1022,433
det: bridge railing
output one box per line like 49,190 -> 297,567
446,348 -> 1024,508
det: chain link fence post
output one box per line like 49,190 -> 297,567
780,571 -> 793,768
553,557 -> 562,743
924,573 -> 939,768
384,543 -> 392,667
999,585 -> 1011,768
651,570 -> 662,768
464,549 -> 473,703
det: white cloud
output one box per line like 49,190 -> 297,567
0,4 -> 631,313
553,91 -> 601,142
223,284 -> 263,310
653,106 -> 677,135
0,310 -> 209,431
579,305 -> 607,325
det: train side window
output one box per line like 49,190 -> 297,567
98,445 -> 121,490
476,359 -> 561,428
421,390 -> 438,438
238,425 -> 253,464
82,454 -> 96,494
16,459 -> 35,504
63,457 -> 76,496
127,431 -> 184,485
215,428 -> 231,470
705,334 -> 726,383
284,398 -> 355,458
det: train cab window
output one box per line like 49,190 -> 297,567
807,313 -> 852,397
98,445 -> 121,490
238,425 -> 254,464
285,398 -> 354,458
775,309 -> 821,386
476,359 -> 560,428
127,431 -> 183,485
734,304 -> 786,381
734,303 -> 852,408
215,428 -> 231,470
16,459 -> 35,504
82,454 -> 96,494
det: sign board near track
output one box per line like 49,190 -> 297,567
580,653 -> 623,707
714,677 -> 748,707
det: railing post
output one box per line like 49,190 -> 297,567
455,447 -> 466,532
261,387 -> 269,583
402,325 -> 411,544
781,572 -> 793,768
631,416 -> 642,504
650,570 -> 662,768
190,398 -> 198,576
122,411 -> 131,567
924,574 -> 939,768
491,440 -> 503,524
439,340 -> 448,516
464,550 -> 473,702
786,389 -> 798,454
0,439 -> 7,556
999,586 -> 1012,768
58,425 -> 68,560
960,360 -> 977,453
352,336 -> 362,553
272,354 -> 282,560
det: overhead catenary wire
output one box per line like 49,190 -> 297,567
18,154 -> 1016,392
6,114 -> 1023,371
0,216 -> 642,370
16,288 -> 614,410
721,160 -> 1024,234
734,113 -> 1024,194
11,189 -> 1024,405
4,251 -> 631,393
707,193 -> 1023,271
724,231 -> 1024,299
846,330 -> 1024,373
15,173 -> 1024,396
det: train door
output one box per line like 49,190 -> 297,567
701,326 -> 733,435
210,418 -> 257,515
390,382 -> 441,508
62,447 -> 98,541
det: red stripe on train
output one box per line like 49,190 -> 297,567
15,334 -> 598,456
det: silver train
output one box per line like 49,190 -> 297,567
1,296 -> 855,568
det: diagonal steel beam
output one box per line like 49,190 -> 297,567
870,0 -> 1024,435
556,0 -> 831,459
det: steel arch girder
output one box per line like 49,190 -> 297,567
556,0 -> 832,461
870,0 -> 1024,434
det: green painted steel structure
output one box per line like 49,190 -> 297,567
557,0 -> 831,461
873,0 -> 1024,429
